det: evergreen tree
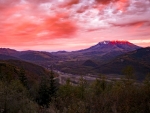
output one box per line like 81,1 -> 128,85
36,70 -> 57,108
49,70 -> 57,101
36,78 -> 50,108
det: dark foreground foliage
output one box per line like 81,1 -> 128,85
0,69 -> 150,113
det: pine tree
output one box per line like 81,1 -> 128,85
49,70 -> 57,100
37,78 -> 50,108
36,70 -> 57,108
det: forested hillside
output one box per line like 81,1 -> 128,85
1,66 -> 150,113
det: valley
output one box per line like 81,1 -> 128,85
0,40 -> 149,81
54,70 -> 124,85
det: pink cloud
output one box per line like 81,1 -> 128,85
43,13 -> 78,38
115,0 -> 129,11
0,4 -> 78,46
0,0 -> 150,50
0,0 -> 21,10
59,0 -> 80,7
25,0 -> 52,4
95,0 -> 117,4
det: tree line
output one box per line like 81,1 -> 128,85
0,66 -> 150,113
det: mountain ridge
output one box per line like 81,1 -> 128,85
0,40 -> 143,75
94,47 -> 150,80
80,40 -> 140,52
0,40 -> 141,54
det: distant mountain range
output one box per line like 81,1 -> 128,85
0,40 -> 149,80
0,40 -> 140,61
0,48 -> 56,61
52,40 -> 140,63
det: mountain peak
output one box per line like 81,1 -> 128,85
99,40 -> 131,45
84,40 -> 141,52
99,41 -> 110,45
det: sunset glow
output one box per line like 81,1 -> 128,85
0,0 -> 150,51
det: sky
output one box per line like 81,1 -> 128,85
0,0 -> 150,51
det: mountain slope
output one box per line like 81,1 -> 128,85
81,41 -> 139,52
0,54 -> 19,60
95,47 -> 150,80
19,51 -> 56,61
0,48 -> 18,56
53,41 -> 141,74
77,40 -> 140,61
0,59 -> 50,81
53,40 -> 140,61
0,48 -> 59,68
83,60 -> 98,67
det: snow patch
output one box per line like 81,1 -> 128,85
103,41 -> 109,44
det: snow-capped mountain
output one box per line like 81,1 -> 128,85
84,40 -> 140,52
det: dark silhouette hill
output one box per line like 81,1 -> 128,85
0,59 -> 51,83
95,47 -> 150,80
